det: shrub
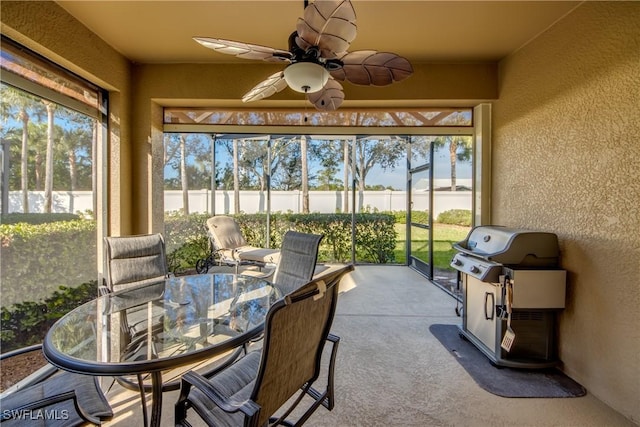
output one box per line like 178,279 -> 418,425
0,213 -> 80,225
164,212 -> 211,274
0,219 -> 97,306
437,209 -> 472,226
166,212 -> 397,267
0,281 -> 97,352
369,210 -> 429,225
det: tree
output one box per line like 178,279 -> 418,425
42,101 -> 56,213
233,138 -> 240,213
180,134 -> 189,214
432,113 -> 473,191
433,135 -> 472,191
352,136 -> 406,209
163,133 -> 211,214
300,135 -> 309,213
0,85 -> 42,212
343,138 -> 350,212
310,139 -> 342,191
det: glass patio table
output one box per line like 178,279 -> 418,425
43,273 -> 281,427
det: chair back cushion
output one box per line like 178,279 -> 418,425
206,216 -> 247,250
273,231 -> 323,293
252,264 -> 353,426
105,234 -> 167,292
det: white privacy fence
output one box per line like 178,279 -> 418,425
5,190 -> 471,216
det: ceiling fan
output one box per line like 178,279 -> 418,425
194,0 -> 413,111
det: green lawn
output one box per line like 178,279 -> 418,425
394,223 -> 469,268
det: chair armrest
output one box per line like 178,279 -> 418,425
0,344 -> 43,361
181,371 -> 260,418
0,344 -> 58,397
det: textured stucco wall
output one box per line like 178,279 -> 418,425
493,2 -> 640,422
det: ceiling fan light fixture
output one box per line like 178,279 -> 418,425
283,62 -> 329,93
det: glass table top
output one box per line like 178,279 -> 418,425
44,273 -> 281,374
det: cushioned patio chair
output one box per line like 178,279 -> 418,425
0,344 -> 113,426
103,233 -> 176,421
271,230 -> 323,294
227,230 -> 324,347
103,233 -> 170,343
175,263 -> 354,427
104,233 -> 170,294
103,233 -> 245,422
198,216 -> 280,274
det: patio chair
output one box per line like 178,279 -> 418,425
103,233 -> 170,341
104,233 -> 169,294
103,234 -> 176,409
227,230 -> 324,346
0,344 -> 113,426
197,216 -> 280,274
271,230 -> 324,294
103,233 -> 246,424
175,263 -> 354,427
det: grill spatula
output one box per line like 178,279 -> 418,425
501,278 -> 516,352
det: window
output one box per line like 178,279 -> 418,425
0,37 -> 107,352
162,105 -> 485,296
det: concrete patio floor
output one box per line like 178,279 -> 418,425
102,265 -> 635,427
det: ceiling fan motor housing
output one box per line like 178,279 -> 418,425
283,61 -> 329,93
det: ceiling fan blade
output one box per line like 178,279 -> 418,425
296,0 -> 357,58
242,72 -> 288,103
331,50 -> 413,86
194,37 -> 292,62
307,79 -> 344,111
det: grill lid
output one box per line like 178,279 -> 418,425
452,225 -> 560,267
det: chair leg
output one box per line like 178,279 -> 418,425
175,378 -> 192,425
324,333 -> 340,410
137,374 -> 149,427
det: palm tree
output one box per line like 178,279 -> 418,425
43,100 -> 56,213
0,85 -> 40,212
433,135 -> 472,191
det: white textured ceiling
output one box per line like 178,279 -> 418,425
55,1 -> 580,64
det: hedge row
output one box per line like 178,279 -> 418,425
0,219 -> 97,307
164,212 -> 398,271
0,281 -> 97,352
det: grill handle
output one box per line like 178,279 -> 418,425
453,242 -> 489,258
484,292 -> 495,320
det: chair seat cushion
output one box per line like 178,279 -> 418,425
1,370 -> 112,427
188,350 -> 261,426
223,246 -> 280,264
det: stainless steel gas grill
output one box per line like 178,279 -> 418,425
451,225 -> 566,368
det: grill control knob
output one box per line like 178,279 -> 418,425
453,258 -> 463,266
470,266 -> 480,274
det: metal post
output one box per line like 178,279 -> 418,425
0,140 -> 9,215
210,134 -> 216,215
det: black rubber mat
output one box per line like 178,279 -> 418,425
430,324 -> 587,398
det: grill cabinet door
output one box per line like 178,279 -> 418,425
465,275 -> 498,350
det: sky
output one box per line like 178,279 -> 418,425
164,135 -> 472,190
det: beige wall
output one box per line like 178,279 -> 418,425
493,2 -> 640,422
